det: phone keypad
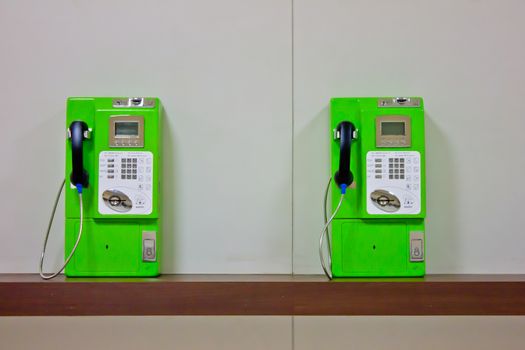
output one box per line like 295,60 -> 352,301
371,156 -> 414,181
389,158 -> 405,180
100,155 -> 152,184
121,158 -> 138,179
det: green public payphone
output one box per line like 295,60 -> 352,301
320,97 -> 426,278
40,97 -> 162,278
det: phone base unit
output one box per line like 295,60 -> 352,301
330,97 -> 426,277
65,97 -> 162,277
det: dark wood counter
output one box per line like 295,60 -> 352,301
1,274 -> 524,316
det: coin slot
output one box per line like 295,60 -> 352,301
109,195 -> 121,207
370,189 -> 401,212
102,189 -> 133,212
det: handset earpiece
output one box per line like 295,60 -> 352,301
334,121 -> 356,192
68,121 -> 90,189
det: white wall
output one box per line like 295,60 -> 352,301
0,0 -> 292,273
0,317 -> 293,350
1,0 -> 525,275
293,0 -> 525,273
1,316 -> 525,350
294,316 -> 525,350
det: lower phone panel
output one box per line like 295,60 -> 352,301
331,219 -> 425,277
64,219 -> 160,277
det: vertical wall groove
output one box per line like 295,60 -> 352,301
291,0 -> 295,276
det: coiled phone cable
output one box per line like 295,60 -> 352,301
319,177 -> 346,280
39,179 -> 84,280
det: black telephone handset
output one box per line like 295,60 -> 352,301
334,121 -> 356,192
69,121 -> 89,189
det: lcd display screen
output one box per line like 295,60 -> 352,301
381,122 -> 405,136
115,122 -> 139,137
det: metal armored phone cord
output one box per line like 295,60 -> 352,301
39,179 -> 84,280
319,178 -> 346,280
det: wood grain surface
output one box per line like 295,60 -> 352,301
1,274 -> 524,316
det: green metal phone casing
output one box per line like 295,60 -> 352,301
330,97 -> 426,277
65,97 -> 162,277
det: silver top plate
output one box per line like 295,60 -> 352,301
378,97 -> 421,108
113,97 -> 156,108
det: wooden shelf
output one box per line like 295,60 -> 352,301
1,274 -> 524,316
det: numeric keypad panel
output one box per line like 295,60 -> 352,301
121,158 -> 138,180
366,151 -> 421,215
98,151 -> 154,215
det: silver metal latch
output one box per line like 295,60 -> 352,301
142,231 -> 157,262
409,231 -> 424,262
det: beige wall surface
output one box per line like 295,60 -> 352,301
1,316 -> 524,349
292,0 -> 525,274
0,0 -> 292,274
1,1 -> 524,350
1,0 -> 525,279
0,316 -> 292,350
294,316 -> 525,350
